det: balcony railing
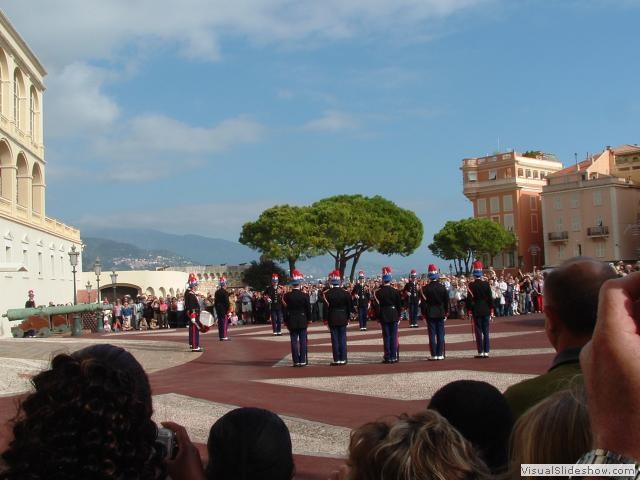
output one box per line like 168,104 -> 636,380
547,231 -> 568,242
587,226 -> 609,237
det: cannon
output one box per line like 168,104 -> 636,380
2,303 -> 113,338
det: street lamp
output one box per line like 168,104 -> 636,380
110,270 -> 118,305
449,263 -> 453,276
93,258 -> 102,303
68,245 -> 80,305
85,281 -> 92,303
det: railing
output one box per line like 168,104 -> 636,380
587,226 -> 609,237
547,231 -> 569,242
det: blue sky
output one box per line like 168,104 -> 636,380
3,0 -> 639,270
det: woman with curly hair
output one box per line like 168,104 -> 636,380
0,344 -> 167,480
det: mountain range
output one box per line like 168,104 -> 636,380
80,227 -> 433,278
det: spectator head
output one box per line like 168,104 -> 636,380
347,410 -> 491,480
508,384 -> 590,474
428,380 -> 513,473
543,257 -> 618,351
205,407 -> 294,480
0,344 -> 164,479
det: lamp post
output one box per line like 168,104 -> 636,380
449,263 -> 453,276
85,281 -> 92,303
110,270 -> 118,306
68,245 -> 81,336
68,245 -> 80,305
93,258 -> 102,303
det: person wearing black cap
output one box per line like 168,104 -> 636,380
284,270 -> 312,367
374,266 -> 402,363
323,270 -> 352,365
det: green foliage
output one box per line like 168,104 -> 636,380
522,150 -> 544,159
429,218 -> 515,274
311,195 -> 423,281
241,260 -> 288,291
239,205 -> 320,275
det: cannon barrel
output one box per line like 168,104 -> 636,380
3,303 -> 112,321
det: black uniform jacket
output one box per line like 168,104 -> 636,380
284,288 -> 311,330
375,284 -> 402,323
214,287 -> 230,313
468,279 -> 493,317
323,286 -> 352,327
184,288 -> 200,317
421,281 -> 449,319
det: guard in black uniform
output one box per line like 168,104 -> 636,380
374,266 -> 402,363
403,269 -> 420,328
185,273 -> 203,352
265,274 -> 284,335
214,276 -> 231,341
323,270 -> 352,365
421,264 -> 449,360
284,270 -> 312,367
351,270 -> 370,331
468,260 -> 493,358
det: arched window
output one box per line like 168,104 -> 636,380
13,70 -> 19,126
0,63 -> 3,114
30,87 -> 36,137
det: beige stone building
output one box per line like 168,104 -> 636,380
0,11 -> 82,336
461,151 -> 564,271
541,145 -> 640,267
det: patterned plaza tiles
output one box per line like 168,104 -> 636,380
0,314 -> 551,479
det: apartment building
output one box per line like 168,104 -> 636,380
541,146 -> 640,267
461,150 -> 564,271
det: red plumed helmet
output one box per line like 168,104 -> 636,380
472,260 -> 484,278
410,269 -> 417,277
291,270 -> 304,285
272,273 -> 279,283
329,270 -> 341,285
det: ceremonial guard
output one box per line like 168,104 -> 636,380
403,269 -> 420,328
185,273 -> 203,352
351,271 -> 370,331
214,276 -> 231,341
374,266 -> 402,363
284,270 -> 312,367
421,264 -> 449,360
265,274 -> 285,335
323,270 -> 352,365
468,260 -> 493,358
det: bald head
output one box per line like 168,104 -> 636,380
543,257 -> 617,336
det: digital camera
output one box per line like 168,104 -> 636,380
157,427 -> 178,459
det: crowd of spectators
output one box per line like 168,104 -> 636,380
5,257 -> 639,479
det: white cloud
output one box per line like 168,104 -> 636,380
2,0 -> 492,67
303,110 -> 360,133
81,114 -> 265,181
45,63 -> 120,137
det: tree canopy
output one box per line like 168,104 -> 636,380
311,195 -> 423,281
429,218 -> 516,274
239,205 -> 319,275
239,195 -> 423,282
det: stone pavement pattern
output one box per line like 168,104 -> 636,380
0,315 -> 551,479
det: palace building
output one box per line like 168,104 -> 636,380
0,10 -> 82,336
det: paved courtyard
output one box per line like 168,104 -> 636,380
0,314 -> 551,479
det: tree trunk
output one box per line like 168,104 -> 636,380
348,250 -> 364,283
288,257 -> 297,276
